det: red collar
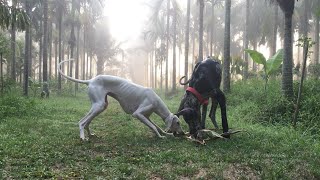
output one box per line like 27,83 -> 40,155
186,87 -> 209,105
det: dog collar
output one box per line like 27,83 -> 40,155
186,87 -> 209,105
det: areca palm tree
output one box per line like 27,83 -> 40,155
56,0 -> 65,93
171,1 -> 181,92
271,0 -> 296,98
243,0 -> 250,80
144,6 -> 166,89
271,4 -> 279,57
23,0 -> 31,96
42,0 -> 49,97
198,0 -> 204,62
184,0 -> 191,89
223,0 -> 231,93
165,0 -> 170,93
69,0 -> 76,78
313,0 -> 320,64
0,0 -> 30,85
147,0 -> 181,92
10,0 -> 17,82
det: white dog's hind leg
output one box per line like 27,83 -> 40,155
132,104 -> 164,138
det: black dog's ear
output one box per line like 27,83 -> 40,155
175,108 -> 196,117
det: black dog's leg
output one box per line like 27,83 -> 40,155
200,104 -> 207,129
216,89 -> 229,137
209,98 -> 219,129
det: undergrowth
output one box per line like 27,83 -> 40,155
228,79 -> 320,136
0,79 -> 319,179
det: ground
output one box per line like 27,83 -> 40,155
0,93 -> 319,179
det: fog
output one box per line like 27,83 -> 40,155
1,0 -> 318,89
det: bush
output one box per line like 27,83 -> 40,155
228,79 -> 320,134
0,95 -> 37,119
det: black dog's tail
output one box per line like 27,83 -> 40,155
179,76 -> 190,85
179,61 -> 202,85
58,59 -> 90,84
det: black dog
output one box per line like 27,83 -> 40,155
176,58 -> 229,138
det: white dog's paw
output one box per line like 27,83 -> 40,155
164,133 -> 175,137
158,135 -> 167,139
89,133 -> 98,138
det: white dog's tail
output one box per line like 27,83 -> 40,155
58,59 -> 90,84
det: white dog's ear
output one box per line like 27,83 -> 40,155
165,114 -> 174,131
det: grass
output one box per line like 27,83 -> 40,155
0,90 -> 320,179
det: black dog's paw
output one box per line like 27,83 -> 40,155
221,132 -> 231,139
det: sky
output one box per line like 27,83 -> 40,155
103,0 -> 150,46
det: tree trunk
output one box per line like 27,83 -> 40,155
10,0 -> 17,82
315,12 -> 319,64
86,52 -> 89,78
82,27 -> 86,79
89,54 -> 92,77
192,20 -> 196,69
302,0 -> 309,79
223,0 -> 231,93
54,37 -> 58,79
75,25 -> 80,91
252,40 -> 257,72
97,58 -> 103,75
281,12 -> 294,98
155,59 -> 158,89
49,22 -> 52,80
165,0 -> 170,93
58,4 -> 63,93
243,0 -> 250,80
28,27 -> 32,77
210,0 -> 214,57
160,60 -> 163,90
270,5 -> 278,57
184,0 -> 191,89
172,6 -> 177,92
39,19 -> 43,81
69,0 -> 76,78
1,53 -> 3,94
42,0 -> 49,97
149,51 -> 153,88
23,1 -> 31,96
293,39 -> 309,127
198,0 -> 204,62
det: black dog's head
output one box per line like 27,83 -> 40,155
175,107 -> 200,135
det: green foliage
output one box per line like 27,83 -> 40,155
244,49 -> 283,77
244,49 -> 284,90
266,49 -> 284,75
0,85 -> 319,179
244,49 -> 267,67
231,56 -> 244,75
294,80 -> 320,132
308,64 -> 320,79
229,79 -> 320,135
0,1 -> 30,31
0,31 -> 11,56
28,77 -> 42,97
0,94 -> 36,119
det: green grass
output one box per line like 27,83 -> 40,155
0,90 -> 320,179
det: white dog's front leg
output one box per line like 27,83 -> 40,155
133,105 -> 164,138
148,120 -> 174,137
78,102 -> 106,140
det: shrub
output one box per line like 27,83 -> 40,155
228,79 -> 320,134
0,95 -> 37,119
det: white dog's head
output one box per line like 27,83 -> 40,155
165,114 -> 185,136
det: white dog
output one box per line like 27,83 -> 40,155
58,60 -> 184,140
